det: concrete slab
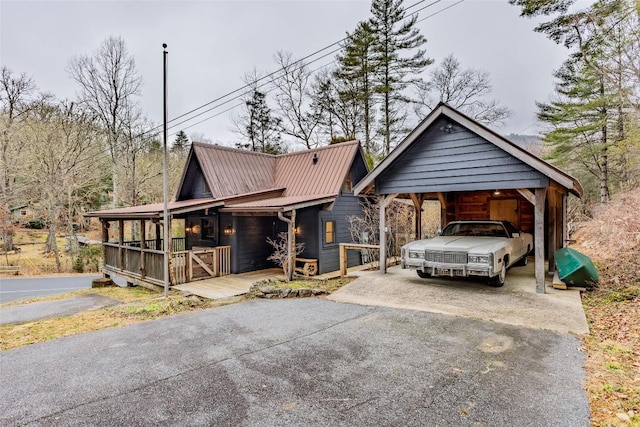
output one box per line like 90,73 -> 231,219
0,294 -> 121,325
328,262 -> 589,335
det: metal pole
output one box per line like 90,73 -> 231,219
162,43 -> 169,297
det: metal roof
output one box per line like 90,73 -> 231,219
89,141 -> 362,219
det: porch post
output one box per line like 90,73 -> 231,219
140,219 -> 146,279
547,190 -> 557,275
101,220 -> 109,277
410,193 -> 424,240
535,187 -> 547,294
118,219 -> 124,270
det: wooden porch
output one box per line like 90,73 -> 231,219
173,268 -> 283,299
103,238 -> 231,288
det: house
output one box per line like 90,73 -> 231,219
86,141 -> 369,288
353,103 -> 583,293
10,204 -> 36,225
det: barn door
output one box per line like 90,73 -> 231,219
490,199 -> 519,226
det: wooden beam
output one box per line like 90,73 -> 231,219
535,187 -> 547,294
118,219 -> 124,270
140,220 -> 146,278
340,244 -> 347,277
547,190 -> 557,274
437,192 -> 448,229
517,189 -> 536,206
379,194 -> 398,274
410,193 -> 424,240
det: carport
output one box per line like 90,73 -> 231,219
353,103 -> 583,293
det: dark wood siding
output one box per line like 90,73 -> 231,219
318,193 -> 364,274
376,118 -> 549,194
177,157 -> 213,200
236,216 -> 277,273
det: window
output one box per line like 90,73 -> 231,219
342,172 -> 352,192
201,216 -> 218,242
324,220 -> 336,245
202,178 -> 211,195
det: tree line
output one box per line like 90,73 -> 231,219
231,0 -> 511,163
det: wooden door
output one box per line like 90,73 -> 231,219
490,199 -> 519,226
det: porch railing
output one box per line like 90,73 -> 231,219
171,246 -> 231,285
121,237 -> 185,252
103,238 -> 221,286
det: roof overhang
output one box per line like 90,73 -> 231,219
353,103 -> 583,198
220,195 -> 338,214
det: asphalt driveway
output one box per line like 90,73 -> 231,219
0,298 -> 588,426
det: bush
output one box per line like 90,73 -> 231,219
72,245 -> 102,273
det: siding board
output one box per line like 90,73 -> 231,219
377,119 -> 548,194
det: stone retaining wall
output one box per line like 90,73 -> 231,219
249,280 -> 328,299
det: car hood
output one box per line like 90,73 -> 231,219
403,236 -> 508,253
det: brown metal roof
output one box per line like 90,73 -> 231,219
89,141 -> 362,219
275,141 -> 359,196
193,142 -> 275,198
221,194 -> 337,213
194,140 -> 360,199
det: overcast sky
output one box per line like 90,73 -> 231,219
1,0 -> 589,146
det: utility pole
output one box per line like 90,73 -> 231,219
162,43 -> 169,297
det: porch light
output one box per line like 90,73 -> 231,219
295,226 -> 301,235
494,190 -> 501,195
224,225 -> 235,235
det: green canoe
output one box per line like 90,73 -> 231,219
555,247 -> 599,286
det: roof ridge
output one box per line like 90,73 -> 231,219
276,140 -> 359,158
192,141 -> 277,158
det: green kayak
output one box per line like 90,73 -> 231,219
555,247 -> 599,286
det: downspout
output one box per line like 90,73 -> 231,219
278,210 -> 296,281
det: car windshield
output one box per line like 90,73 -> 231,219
441,222 -> 509,238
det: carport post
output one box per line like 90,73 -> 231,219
535,187 -> 547,294
379,194 -> 397,274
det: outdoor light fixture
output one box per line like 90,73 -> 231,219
440,123 -> 453,133
295,226 -> 301,235
223,225 -> 235,235
494,190 -> 501,195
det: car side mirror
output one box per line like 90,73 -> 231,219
436,229 -> 442,236
512,232 -> 520,237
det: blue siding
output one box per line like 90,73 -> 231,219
236,216 -> 277,273
295,207 -> 320,260
177,157 -> 212,200
376,118 -> 549,194
318,193 -> 364,274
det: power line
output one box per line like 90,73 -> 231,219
160,0 -> 456,138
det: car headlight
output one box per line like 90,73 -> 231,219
468,254 -> 490,263
409,251 -> 425,259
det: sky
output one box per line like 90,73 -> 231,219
1,0 -> 589,147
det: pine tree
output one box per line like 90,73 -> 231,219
335,21 -> 379,156
370,0 -> 432,155
171,130 -> 190,154
236,89 -> 284,154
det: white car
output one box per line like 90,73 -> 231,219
401,220 -> 533,287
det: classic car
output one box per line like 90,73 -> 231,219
400,220 -> 533,287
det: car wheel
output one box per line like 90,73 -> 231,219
489,262 -> 506,287
416,270 -> 431,279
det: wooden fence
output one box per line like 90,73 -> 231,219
171,246 -> 231,285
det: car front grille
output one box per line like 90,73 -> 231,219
425,251 -> 468,264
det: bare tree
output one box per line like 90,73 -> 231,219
271,51 -> 323,149
67,36 -> 143,207
414,55 -> 511,125
21,100 -> 104,271
0,67 -> 42,251
267,232 -> 304,280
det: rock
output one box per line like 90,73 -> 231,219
279,288 -> 291,298
260,286 -> 277,294
298,288 -> 312,297
312,288 -> 327,295
91,278 -> 115,288
287,290 -> 298,298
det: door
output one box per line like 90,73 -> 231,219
490,199 -> 519,226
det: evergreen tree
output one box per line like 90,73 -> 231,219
236,89 -> 284,154
370,0 -> 432,155
335,21 -> 379,156
171,130 -> 190,154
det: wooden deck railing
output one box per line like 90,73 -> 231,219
103,240 -> 226,286
339,243 -> 380,277
171,246 -> 231,285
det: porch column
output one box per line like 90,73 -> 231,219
410,193 -> 424,240
118,219 -> 124,270
101,220 -> 110,277
535,187 -> 547,294
379,194 -> 397,274
547,190 -> 557,275
140,219 -> 146,279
